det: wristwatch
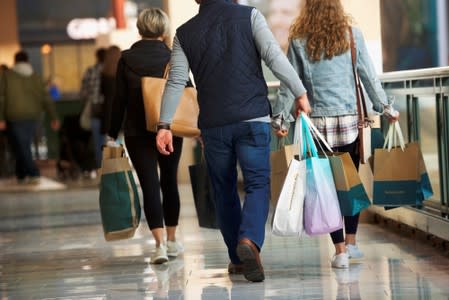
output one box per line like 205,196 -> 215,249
157,123 -> 171,131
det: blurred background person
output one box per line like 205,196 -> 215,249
46,76 -> 62,101
0,51 -> 60,184
0,64 -> 8,73
79,47 -> 106,171
106,8 -> 184,264
100,45 -> 121,137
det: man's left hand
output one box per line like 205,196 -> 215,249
156,129 -> 174,155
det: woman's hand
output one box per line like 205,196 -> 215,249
275,129 -> 289,137
271,113 -> 289,137
383,104 -> 400,123
388,111 -> 400,123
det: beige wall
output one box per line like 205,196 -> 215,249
166,0 -> 199,42
0,0 -> 20,66
342,0 -> 383,72
342,0 -> 381,40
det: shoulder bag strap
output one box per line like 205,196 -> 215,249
163,63 -> 170,79
349,28 -> 369,124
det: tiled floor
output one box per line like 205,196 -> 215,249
2,184 -> 449,299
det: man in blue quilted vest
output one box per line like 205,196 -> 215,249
156,0 -> 310,282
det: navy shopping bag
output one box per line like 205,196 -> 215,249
188,161 -> 219,229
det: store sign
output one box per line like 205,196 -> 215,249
67,18 -> 116,40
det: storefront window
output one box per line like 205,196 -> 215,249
380,0 -> 447,71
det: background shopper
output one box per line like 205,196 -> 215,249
107,8 -> 184,264
0,51 -> 60,184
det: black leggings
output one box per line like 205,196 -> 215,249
329,140 -> 360,244
125,134 -> 183,230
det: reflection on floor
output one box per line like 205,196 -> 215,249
1,184 -> 449,299
0,176 -> 67,192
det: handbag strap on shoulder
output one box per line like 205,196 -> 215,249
163,64 -> 170,79
349,28 -> 369,123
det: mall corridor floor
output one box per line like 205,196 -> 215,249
2,184 -> 449,299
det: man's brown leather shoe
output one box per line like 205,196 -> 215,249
228,262 -> 244,274
236,238 -> 265,282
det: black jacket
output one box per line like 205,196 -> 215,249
107,39 -> 171,138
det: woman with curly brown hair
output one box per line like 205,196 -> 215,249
273,0 -> 399,268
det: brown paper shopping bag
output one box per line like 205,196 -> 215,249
373,123 -> 421,206
270,143 -> 299,208
328,152 -> 370,216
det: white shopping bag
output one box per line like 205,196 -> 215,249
272,158 -> 306,236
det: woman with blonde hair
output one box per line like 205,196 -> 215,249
106,8 -> 184,264
273,0 -> 399,268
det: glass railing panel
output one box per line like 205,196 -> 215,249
417,95 -> 440,204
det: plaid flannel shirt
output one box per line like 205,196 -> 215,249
310,115 -> 359,148
80,64 -> 103,105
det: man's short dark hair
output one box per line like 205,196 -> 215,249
14,51 -> 29,63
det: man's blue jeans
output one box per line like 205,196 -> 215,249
201,121 -> 271,264
7,120 -> 40,180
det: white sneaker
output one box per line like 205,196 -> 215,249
151,245 -> 168,264
332,252 -> 349,269
166,240 -> 184,257
346,244 -> 364,259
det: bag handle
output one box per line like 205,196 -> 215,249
300,113 -> 333,154
163,63 -> 170,79
383,122 -> 405,151
276,133 -> 292,150
299,112 -> 336,159
349,28 -> 371,127
300,115 -> 318,157
292,117 -> 307,160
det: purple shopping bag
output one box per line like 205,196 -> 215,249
300,114 -> 343,236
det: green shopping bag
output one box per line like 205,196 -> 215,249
99,146 -> 141,241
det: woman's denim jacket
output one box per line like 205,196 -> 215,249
274,27 -> 391,119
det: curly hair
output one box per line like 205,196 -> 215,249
289,0 -> 353,62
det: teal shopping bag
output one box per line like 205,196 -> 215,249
328,152 -> 370,216
417,146 -> 433,201
99,146 -> 141,241
301,114 -> 343,236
